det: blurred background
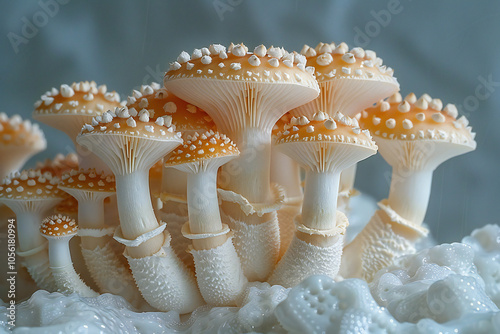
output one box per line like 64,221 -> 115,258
0,0 -> 498,243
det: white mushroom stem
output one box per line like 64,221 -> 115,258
115,171 -> 160,241
388,168 -> 433,226
46,236 -> 98,297
186,169 -> 222,234
270,148 -> 302,199
302,171 -> 340,230
222,128 -> 273,204
15,211 -> 49,251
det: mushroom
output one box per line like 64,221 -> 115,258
0,112 -> 46,180
57,168 -> 143,306
77,107 -> 203,313
40,214 -> 97,297
291,42 -> 400,212
268,111 -> 377,287
33,81 -> 121,172
0,170 -> 64,291
164,43 -> 320,280
54,193 -> 78,220
271,112 -> 303,258
126,83 -> 215,270
165,130 -> 247,306
342,92 -> 477,281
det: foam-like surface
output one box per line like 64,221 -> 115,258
269,235 -> 343,287
227,213 -> 280,281
190,237 -> 247,306
124,233 -> 203,314
81,242 -> 144,308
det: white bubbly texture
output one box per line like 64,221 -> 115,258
5,224 -> 500,333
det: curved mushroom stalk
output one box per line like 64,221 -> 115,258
123,231 -> 203,313
340,202 -> 426,281
40,214 -> 97,297
77,108 -> 203,313
345,93 -> 477,279
17,244 -> 56,291
269,112 -> 377,286
269,230 -> 344,288
165,131 -> 248,305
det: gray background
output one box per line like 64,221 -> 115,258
0,0 -> 498,243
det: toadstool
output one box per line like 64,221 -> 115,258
40,214 -> 97,297
77,107 -> 203,313
165,130 -> 247,306
268,111 -> 377,287
342,92 -> 477,281
0,113 -> 46,180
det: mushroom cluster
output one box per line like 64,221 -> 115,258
1,41 -> 476,315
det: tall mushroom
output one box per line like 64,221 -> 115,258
0,113 -> 46,180
165,130 -> 247,306
291,42 -> 399,211
126,83 -> 215,270
58,169 -> 143,306
77,107 -> 203,313
164,43 -> 319,280
0,170 -> 64,291
33,81 -> 121,172
268,112 -> 377,287
40,214 -> 97,297
342,92 -> 477,281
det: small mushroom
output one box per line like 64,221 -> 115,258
165,130 -> 247,306
40,214 -> 97,297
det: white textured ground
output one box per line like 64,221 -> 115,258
2,195 -> 499,333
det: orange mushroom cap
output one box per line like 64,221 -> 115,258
165,43 -> 317,87
59,168 -> 115,193
54,194 -> 78,216
126,83 -> 215,133
0,113 -> 46,148
35,153 -> 79,178
0,170 -> 62,201
359,92 -> 476,146
33,81 -> 121,117
164,130 -> 239,168
40,214 -> 78,237
299,42 -> 396,83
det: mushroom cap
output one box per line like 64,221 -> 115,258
291,42 -> 399,118
77,107 -> 183,174
275,111 -> 377,173
58,168 -> 115,193
33,81 -> 122,141
0,113 -> 46,149
359,92 -> 476,169
164,130 -> 239,173
35,153 -> 79,178
272,112 -> 294,138
164,43 -> 319,134
0,170 -> 63,201
126,83 -> 215,134
40,214 -> 78,238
